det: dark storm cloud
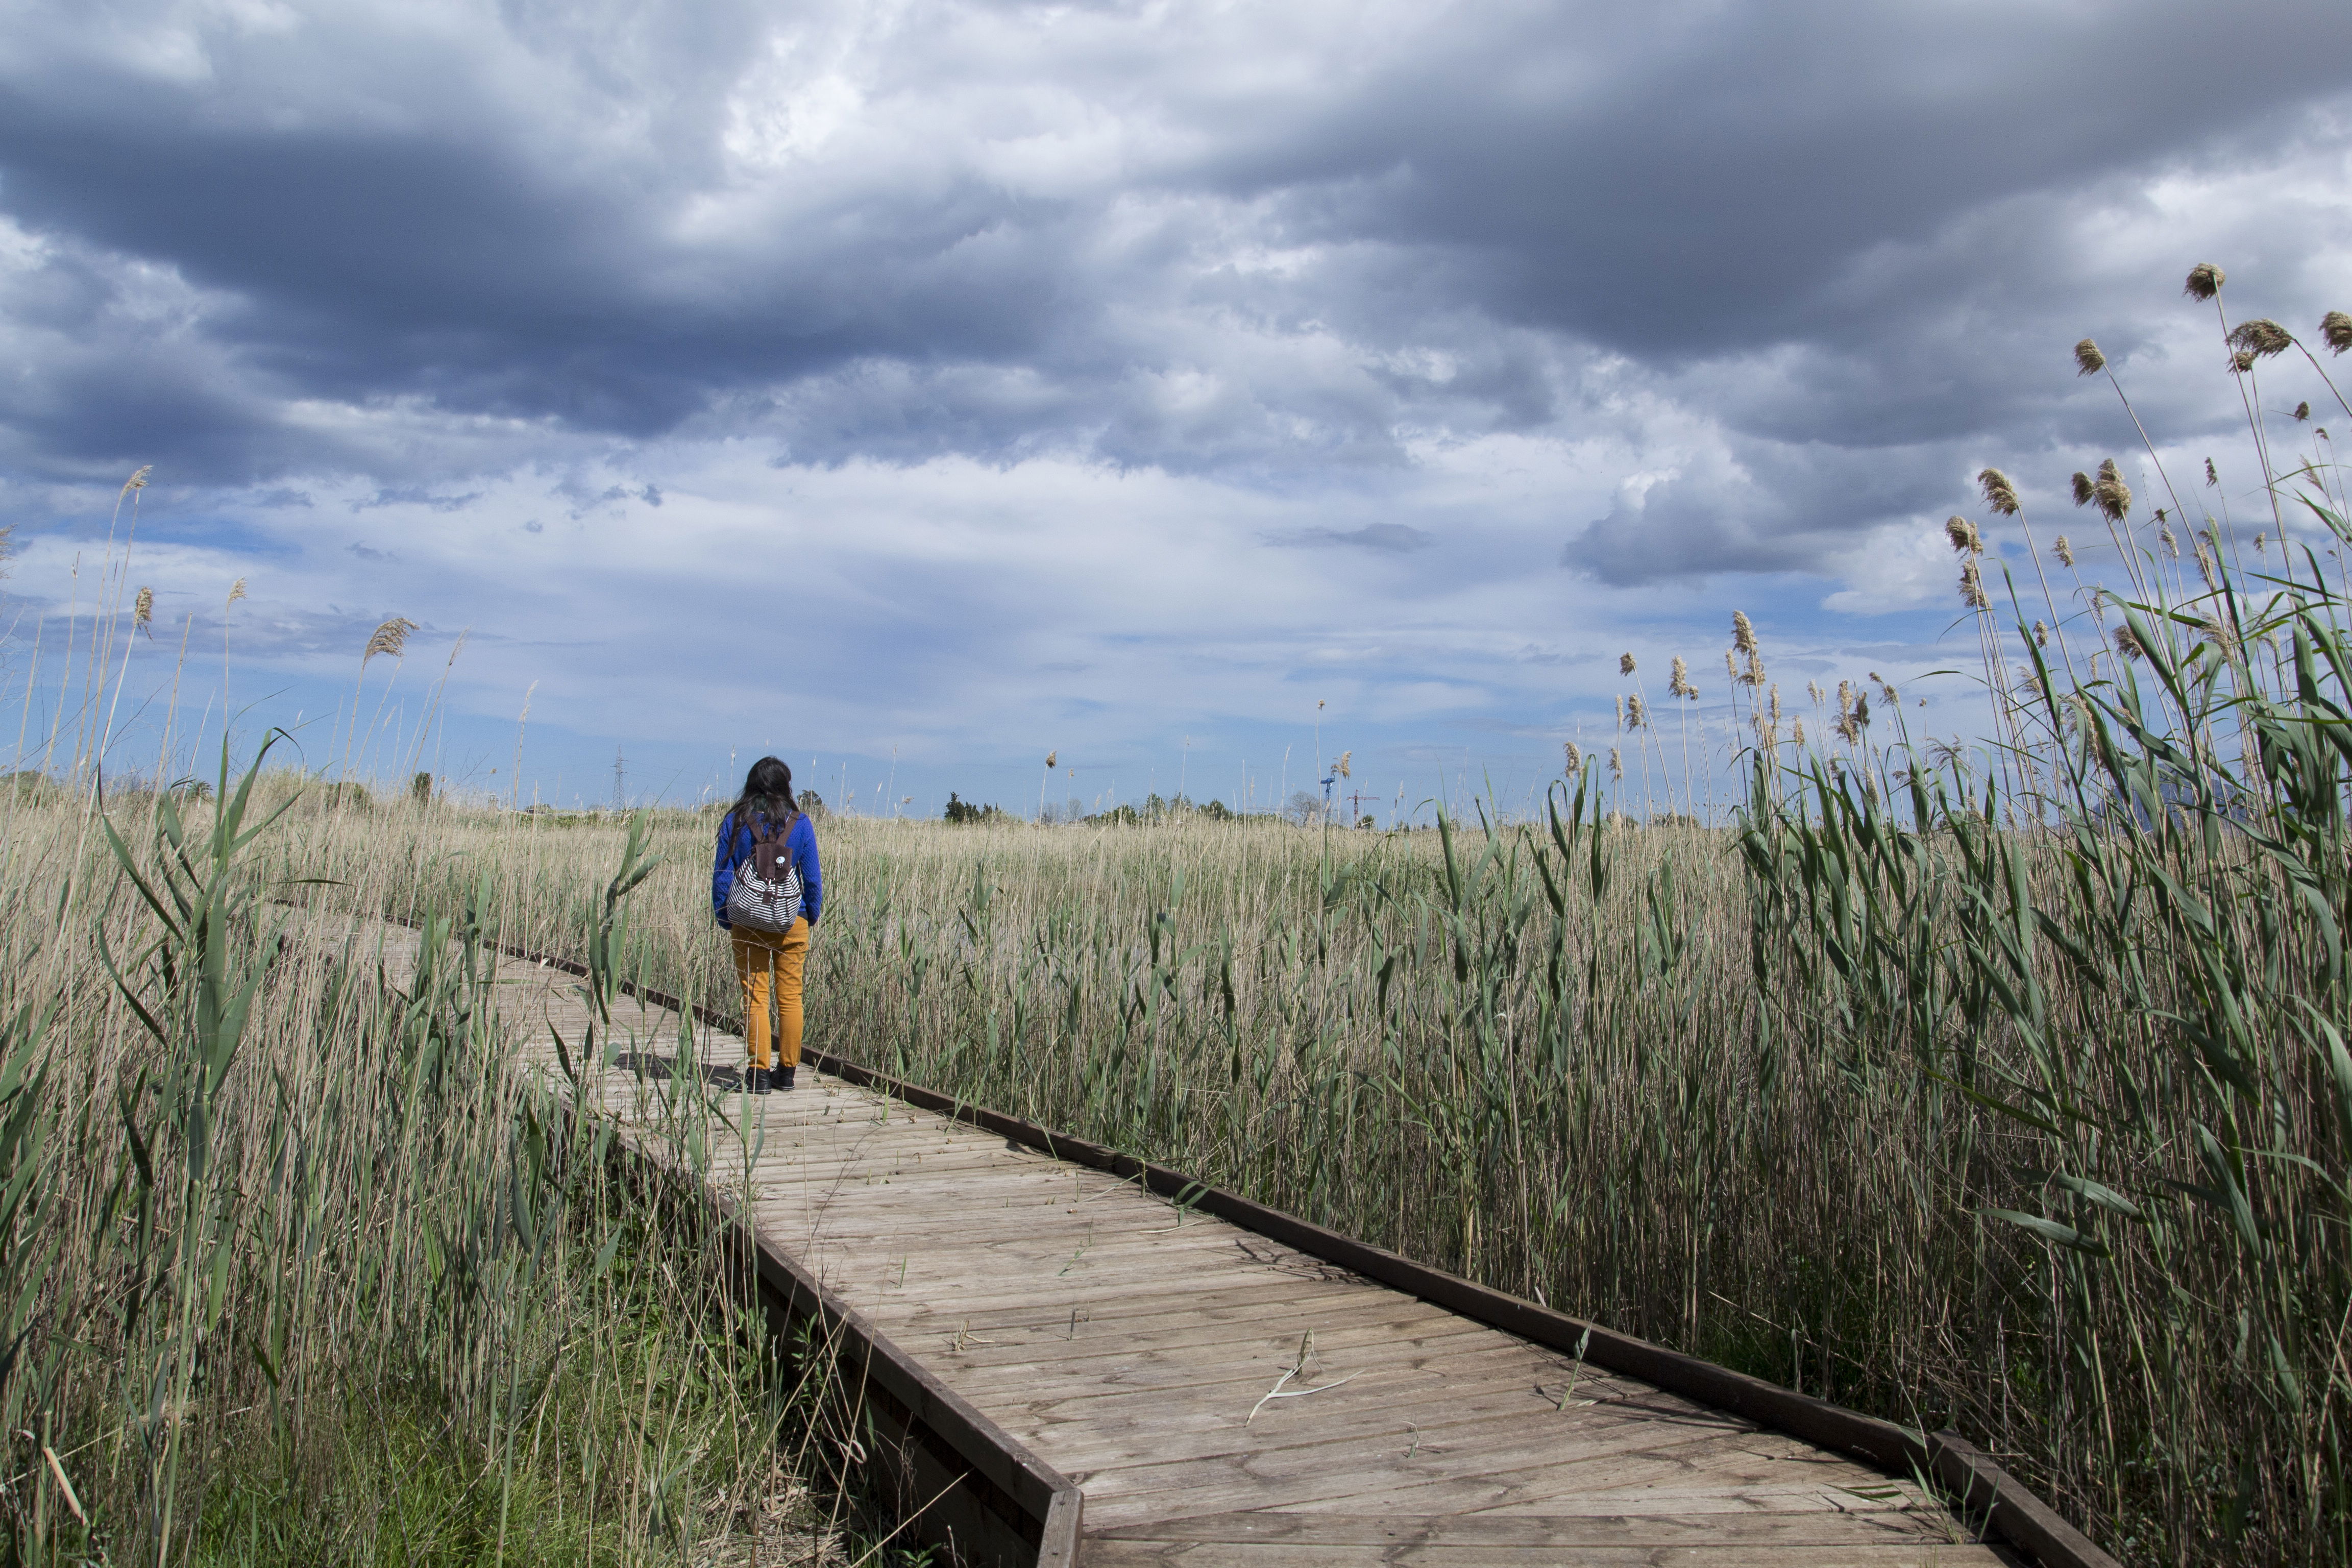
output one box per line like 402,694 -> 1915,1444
0,0 -> 2347,577
1268,2 -> 2352,356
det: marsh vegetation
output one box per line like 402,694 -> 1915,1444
0,766 -> 908,1566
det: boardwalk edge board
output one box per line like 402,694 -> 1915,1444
380,913 -> 2115,1568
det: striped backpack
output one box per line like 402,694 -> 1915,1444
724,810 -> 803,933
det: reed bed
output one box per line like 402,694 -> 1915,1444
0,763 -> 892,1565
298,736 -> 2343,1567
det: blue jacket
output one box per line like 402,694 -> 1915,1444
712,810 -> 823,928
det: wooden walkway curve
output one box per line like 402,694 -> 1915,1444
311,908 -> 2116,1568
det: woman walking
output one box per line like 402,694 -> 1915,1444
712,756 -> 823,1092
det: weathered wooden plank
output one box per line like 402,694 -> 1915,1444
1084,1508 -> 1953,1547
885,1274 -> 1397,1335
1071,1432 -> 1926,1531
914,1337 -> 1532,1423
1464,1485 -> 1954,1516
987,1380 -> 1627,1468
941,1337 -> 1618,1419
922,1301 -> 1508,1371
930,1334 -> 1576,1419
818,1236 -> 1365,1292
791,1241 -> 1312,1302
729,1145 -> 1075,1182
992,1378 -> 1755,1480
1076,1543 -> 2007,1567
756,1180 -> 1196,1230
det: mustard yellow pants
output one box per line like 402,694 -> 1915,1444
731,918 -> 808,1070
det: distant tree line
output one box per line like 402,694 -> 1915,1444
943,791 -> 1013,823
938,787 -> 1413,829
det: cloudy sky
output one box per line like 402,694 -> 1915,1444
2,0 -> 2348,820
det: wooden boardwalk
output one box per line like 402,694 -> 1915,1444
317,909 -> 2109,1568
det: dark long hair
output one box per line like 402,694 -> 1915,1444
730,756 -> 798,835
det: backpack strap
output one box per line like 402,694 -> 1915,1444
744,806 -> 799,851
728,804 -> 800,861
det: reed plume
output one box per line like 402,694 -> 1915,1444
1626,694 -> 1648,729
1977,468 -> 2021,516
133,586 -> 153,638
1960,559 -> 1991,608
1945,516 -> 1982,553
2324,311 -> 2352,355
1562,740 -> 1582,776
2227,318 -> 2292,360
2071,472 -> 2096,507
364,617 -> 418,664
1619,652 -> 1636,676
2053,535 -> 2075,567
1730,612 -> 1766,688
2185,261 -> 2226,300
1669,656 -> 1695,699
222,578 -> 247,730
2074,338 -> 2106,376
2093,458 -> 2132,522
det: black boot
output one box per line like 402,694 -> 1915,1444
778,1065 -> 796,1091
745,1066 -> 769,1095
